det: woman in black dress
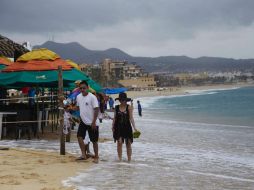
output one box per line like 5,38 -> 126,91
112,92 -> 138,162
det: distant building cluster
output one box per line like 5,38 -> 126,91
154,71 -> 254,87
80,58 -> 157,90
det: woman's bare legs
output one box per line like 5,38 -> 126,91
126,139 -> 132,162
117,138 -> 123,161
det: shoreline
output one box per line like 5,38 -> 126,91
0,82 -> 253,190
110,82 -> 253,100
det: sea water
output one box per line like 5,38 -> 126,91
1,86 -> 254,189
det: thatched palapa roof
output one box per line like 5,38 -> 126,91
0,34 -> 29,59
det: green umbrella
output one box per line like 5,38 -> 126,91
0,68 -> 102,92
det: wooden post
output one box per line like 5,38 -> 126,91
58,66 -> 65,155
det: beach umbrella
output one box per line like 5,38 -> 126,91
0,68 -> 90,87
0,48 -> 102,91
103,87 -> 127,94
4,48 -> 72,72
0,56 -> 12,70
17,48 -> 58,61
66,59 -> 81,70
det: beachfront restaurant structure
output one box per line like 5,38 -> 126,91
0,48 -> 102,140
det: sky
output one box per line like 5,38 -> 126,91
1,0 -> 254,59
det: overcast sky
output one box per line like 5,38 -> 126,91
1,0 -> 254,58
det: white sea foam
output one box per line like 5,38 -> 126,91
133,95 -> 166,109
185,170 -> 254,183
134,86 -> 241,109
185,86 -> 240,94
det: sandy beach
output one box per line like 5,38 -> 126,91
0,82 -> 253,190
0,148 -> 92,190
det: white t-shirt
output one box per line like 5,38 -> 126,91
76,92 -> 99,125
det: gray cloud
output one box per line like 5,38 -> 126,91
1,0 -> 254,58
1,0 -> 254,34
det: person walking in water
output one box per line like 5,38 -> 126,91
137,100 -> 142,117
109,97 -> 114,110
112,92 -> 138,162
74,80 -> 100,163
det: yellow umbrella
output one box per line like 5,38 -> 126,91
17,48 -> 60,61
66,59 -> 81,70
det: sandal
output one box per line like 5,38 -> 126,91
76,156 -> 87,161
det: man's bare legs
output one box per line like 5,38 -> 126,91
117,138 -> 123,161
77,137 -> 87,159
126,140 -> 132,162
92,142 -> 99,163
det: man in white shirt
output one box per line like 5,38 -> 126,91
75,80 -> 99,163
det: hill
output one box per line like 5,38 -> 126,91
34,41 -> 254,73
33,41 -> 132,63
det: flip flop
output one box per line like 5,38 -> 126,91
75,156 -> 87,161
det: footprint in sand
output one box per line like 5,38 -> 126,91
6,179 -> 21,185
37,159 -> 44,163
22,172 -> 40,179
1,161 -> 12,165
0,176 -> 21,185
15,166 -> 33,171
0,174 -> 16,179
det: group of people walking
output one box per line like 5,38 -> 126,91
68,80 -> 140,163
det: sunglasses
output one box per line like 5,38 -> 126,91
80,87 -> 87,90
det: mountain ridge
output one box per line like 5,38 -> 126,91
33,41 -> 254,73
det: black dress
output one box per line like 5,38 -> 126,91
113,105 -> 133,144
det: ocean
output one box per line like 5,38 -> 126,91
1,86 -> 254,189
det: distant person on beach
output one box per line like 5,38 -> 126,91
137,100 -> 142,117
74,80 -> 99,163
109,97 -> 114,110
112,92 -> 138,162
